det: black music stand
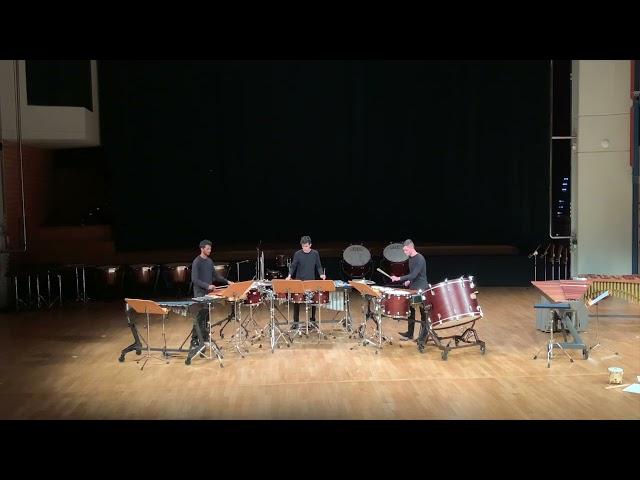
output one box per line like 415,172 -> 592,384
123,298 -> 170,370
587,290 -> 619,356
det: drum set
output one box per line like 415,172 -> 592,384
367,276 -> 485,359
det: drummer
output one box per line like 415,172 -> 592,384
389,239 -> 429,345
285,235 -> 326,329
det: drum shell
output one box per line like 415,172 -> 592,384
425,277 -> 482,329
243,288 -> 263,305
381,291 -> 412,318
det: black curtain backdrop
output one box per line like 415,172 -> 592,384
98,60 -> 550,251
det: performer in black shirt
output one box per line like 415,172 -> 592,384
285,235 -> 326,328
390,239 -> 429,343
190,239 -> 233,348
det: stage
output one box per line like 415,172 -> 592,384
0,287 -> 638,420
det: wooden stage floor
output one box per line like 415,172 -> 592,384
0,287 -> 638,420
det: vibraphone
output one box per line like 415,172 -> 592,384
581,274 -> 640,304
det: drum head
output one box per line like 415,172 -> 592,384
383,243 -> 409,263
342,245 -> 371,267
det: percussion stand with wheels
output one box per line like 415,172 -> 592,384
532,306 -> 576,367
419,315 -> 486,360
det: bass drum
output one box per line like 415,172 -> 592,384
424,276 -> 483,330
382,242 -> 409,277
341,244 -> 372,278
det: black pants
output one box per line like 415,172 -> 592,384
191,307 -> 209,345
293,303 -> 316,323
407,304 -> 427,339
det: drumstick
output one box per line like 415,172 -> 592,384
377,268 -> 392,279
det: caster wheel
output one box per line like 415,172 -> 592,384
259,344 -> 262,349
363,341 -> 367,347
287,344 -> 290,348
220,364 -> 224,368
441,350 -> 448,361
582,349 -> 589,360
375,350 -> 379,355
480,345 -> 486,354
135,350 -> 142,356
185,358 -> 191,365
220,334 -> 225,339
118,355 -> 125,362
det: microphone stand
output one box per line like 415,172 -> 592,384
540,244 -> 551,281
235,260 -> 251,281
528,244 -> 541,281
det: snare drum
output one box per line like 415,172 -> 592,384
342,245 -> 372,278
243,288 -> 263,305
290,292 -> 308,303
424,276 -> 482,330
380,289 -> 413,319
382,243 -> 409,277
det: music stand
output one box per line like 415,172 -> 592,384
272,279 -> 307,337
303,280 -> 336,341
124,298 -> 170,370
587,290 -> 618,355
217,280 -> 254,357
348,281 -> 389,352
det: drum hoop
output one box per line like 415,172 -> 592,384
426,278 -> 471,292
431,312 -> 482,325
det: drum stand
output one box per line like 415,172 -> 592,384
241,302 -> 265,345
210,304 -> 237,339
264,293 -> 291,352
185,302 -> 224,367
533,310 -> 575,367
418,317 -> 486,360
330,289 -> 353,334
351,295 -> 390,353
229,300 -> 249,358
308,298 -> 328,342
